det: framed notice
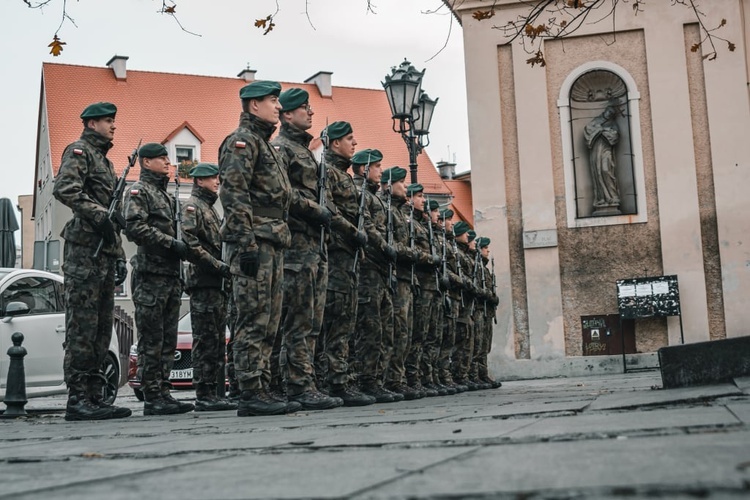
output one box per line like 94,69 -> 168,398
616,275 -> 680,320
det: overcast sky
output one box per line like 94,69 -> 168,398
0,0 -> 469,241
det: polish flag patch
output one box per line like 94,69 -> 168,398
130,189 -> 139,195
73,149 -> 83,155
235,141 -> 246,149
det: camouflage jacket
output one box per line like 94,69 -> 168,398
272,123 -> 334,238
124,168 -> 180,276
353,174 -> 390,270
52,128 -> 125,259
413,213 -> 439,291
325,150 -> 363,255
219,112 -> 292,250
181,185 -> 226,291
445,231 -> 464,300
381,193 -> 417,283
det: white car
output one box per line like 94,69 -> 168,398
0,268 -> 121,404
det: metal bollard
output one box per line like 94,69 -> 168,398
1,332 -> 28,418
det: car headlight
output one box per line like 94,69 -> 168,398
129,344 -> 138,356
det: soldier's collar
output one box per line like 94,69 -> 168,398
81,127 -> 113,153
280,122 -> 313,147
239,112 -> 277,140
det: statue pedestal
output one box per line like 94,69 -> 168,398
592,205 -> 622,217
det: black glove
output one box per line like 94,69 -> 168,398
430,254 -> 441,266
410,249 -> 420,264
238,250 -> 260,277
311,206 -> 332,228
95,217 -> 117,245
353,229 -> 368,247
171,239 -> 190,260
114,260 -> 128,286
219,263 -> 232,279
384,244 -> 397,262
439,275 -> 450,291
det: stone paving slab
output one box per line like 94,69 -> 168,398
587,383 -> 742,411
445,399 -> 593,421
727,403 -> 750,424
364,430 -> 750,498
734,376 -> 750,394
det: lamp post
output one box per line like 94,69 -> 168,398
382,59 -> 438,184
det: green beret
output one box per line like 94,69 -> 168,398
380,166 -> 407,183
439,208 -> 454,219
351,149 -> 383,165
139,143 -> 168,159
279,88 -> 309,112
80,102 -> 117,120
189,163 -> 219,178
406,183 -> 424,196
467,230 -> 477,242
477,237 -> 491,248
453,221 -> 470,236
324,121 -> 353,141
425,199 -> 439,211
239,80 -> 282,100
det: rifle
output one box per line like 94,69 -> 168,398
352,151 -> 372,274
478,249 -> 487,317
452,231 -> 465,308
94,139 -> 141,258
408,198 -> 417,294
426,198 -> 440,290
491,256 -> 498,324
174,171 -> 185,283
318,122 -> 330,261
385,177 -> 395,295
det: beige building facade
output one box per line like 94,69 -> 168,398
448,0 -> 750,377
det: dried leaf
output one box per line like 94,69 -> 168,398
472,9 -> 495,21
164,5 -> 176,14
254,17 -> 267,29
728,41 -> 736,52
81,452 -> 103,458
48,35 -> 66,57
254,15 -> 275,35
720,18 -> 727,27
526,50 -> 546,68
690,43 -> 700,53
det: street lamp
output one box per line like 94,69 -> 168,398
382,59 -> 438,184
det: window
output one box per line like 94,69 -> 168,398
1,276 -> 60,316
176,146 -> 195,164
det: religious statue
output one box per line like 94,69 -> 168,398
583,106 -> 621,216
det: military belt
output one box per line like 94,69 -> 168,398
253,206 -> 288,221
139,244 -> 178,260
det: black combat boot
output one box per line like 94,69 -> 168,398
64,393 -> 113,421
412,381 -> 437,398
161,393 -> 195,413
88,375 -> 131,418
90,394 -> 132,419
381,385 -> 405,402
143,394 -> 182,416
237,388 -> 288,416
288,389 -> 343,410
329,384 -> 376,407
423,382 -> 447,397
386,383 -> 420,401
359,383 -> 396,403
195,394 -> 238,412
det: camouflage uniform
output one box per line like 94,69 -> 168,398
480,257 -> 500,382
353,174 -> 393,389
438,231 -> 462,386
453,241 -> 477,384
181,183 -> 229,398
319,150 -> 364,388
384,194 -> 418,389
219,112 -> 291,392
53,127 -> 126,400
406,206 -> 439,389
124,168 -> 183,399
271,122 -> 332,396
420,218 -> 446,388
469,250 -> 488,382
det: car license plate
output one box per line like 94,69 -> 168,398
170,368 -> 193,380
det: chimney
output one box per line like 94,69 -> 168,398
106,55 -> 129,81
237,66 -> 257,83
437,161 -> 456,180
305,71 -> 333,97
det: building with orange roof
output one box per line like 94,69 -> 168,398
31,56 -> 470,316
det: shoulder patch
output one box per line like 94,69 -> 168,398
130,189 -> 140,195
73,148 -> 83,155
186,205 -> 196,212
235,141 -> 246,149
273,145 -> 280,151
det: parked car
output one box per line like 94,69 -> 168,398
127,312 -> 230,401
0,268 -> 121,404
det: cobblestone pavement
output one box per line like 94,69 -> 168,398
2,372 -> 749,499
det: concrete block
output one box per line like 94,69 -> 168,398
658,336 -> 750,388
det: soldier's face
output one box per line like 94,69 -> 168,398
481,246 -> 490,259
457,232 -> 468,243
391,179 -> 406,198
469,240 -> 476,250
143,155 -> 171,175
88,117 -> 116,141
284,103 -> 313,131
331,134 -> 357,159
430,210 -> 439,224
197,175 -> 220,194
367,161 -> 382,183
445,219 -> 453,231
410,191 -> 425,207
252,95 -> 282,124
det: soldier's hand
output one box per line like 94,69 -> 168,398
170,239 -> 190,260
219,263 -> 232,278
384,244 -> 397,262
311,206 -> 332,228
114,260 -> 128,286
430,254 -> 441,266
96,217 -> 117,245
410,249 -> 420,264
353,229 -> 368,247
439,275 -> 450,291
238,250 -> 260,277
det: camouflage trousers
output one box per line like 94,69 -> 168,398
189,287 -> 227,396
479,307 -> 497,379
226,291 -> 238,395
272,232 -> 327,396
406,284 -> 438,385
385,280 -> 413,386
438,294 -> 459,384
469,308 -> 486,380
354,265 -> 393,387
230,240 -> 284,392
132,271 -> 182,398
453,303 -> 475,383
319,250 -> 358,387
421,292 -> 444,385
62,242 -> 116,396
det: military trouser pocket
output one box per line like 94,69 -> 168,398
132,282 -> 157,307
63,262 -> 92,282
